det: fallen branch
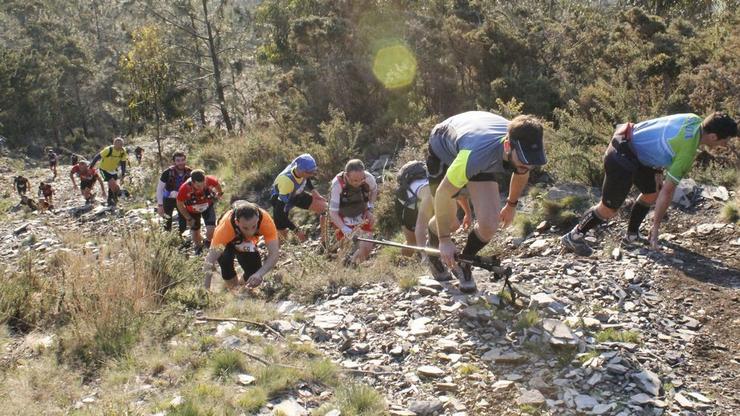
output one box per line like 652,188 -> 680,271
236,348 -> 401,376
197,316 -> 284,339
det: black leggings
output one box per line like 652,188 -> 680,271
163,198 -> 187,233
217,245 -> 262,281
601,139 -> 661,210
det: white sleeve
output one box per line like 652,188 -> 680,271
365,171 -> 378,192
156,180 -> 167,205
329,178 -> 342,212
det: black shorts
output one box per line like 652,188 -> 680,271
101,170 -> 118,181
601,138 -> 661,210
426,149 -> 495,196
394,199 -> 418,231
270,192 -> 313,230
188,204 -> 216,230
218,245 -> 262,281
80,178 -> 95,190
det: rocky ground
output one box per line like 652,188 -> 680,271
0,146 -> 737,415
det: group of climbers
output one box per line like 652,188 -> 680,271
11,109 -> 737,295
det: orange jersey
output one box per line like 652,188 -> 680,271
211,208 -> 278,251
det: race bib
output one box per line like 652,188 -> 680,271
168,190 -> 179,199
234,241 -> 257,252
191,202 -> 210,213
344,215 -> 364,226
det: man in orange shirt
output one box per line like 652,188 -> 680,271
202,200 -> 281,290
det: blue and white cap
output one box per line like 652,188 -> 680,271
294,153 -> 317,173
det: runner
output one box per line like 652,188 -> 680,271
14,175 -> 29,197
561,112 -> 738,255
134,146 -> 144,164
89,137 -> 129,206
202,200 -> 280,290
176,169 -> 223,254
426,111 -> 547,292
70,160 -> 105,204
328,159 -> 378,265
270,153 -> 327,242
38,181 -> 54,206
47,148 -> 58,179
156,151 -> 192,234
394,160 -> 472,256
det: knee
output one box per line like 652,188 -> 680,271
476,221 -> 498,241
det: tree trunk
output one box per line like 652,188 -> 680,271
202,0 -> 233,132
155,108 -> 163,169
189,12 -> 208,127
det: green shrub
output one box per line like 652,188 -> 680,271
236,386 -> 268,413
210,349 -> 245,378
333,383 -> 386,416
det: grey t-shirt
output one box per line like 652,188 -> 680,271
429,111 -> 508,188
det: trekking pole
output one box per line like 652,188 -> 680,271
353,236 -> 522,303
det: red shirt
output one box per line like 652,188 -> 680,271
71,165 -> 98,181
176,176 -> 220,214
40,184 -> 53,197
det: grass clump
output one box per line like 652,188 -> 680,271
307,358 -> 340,386
595,328 -> 641,344
720,201 -> 740,224
332,383 -> 387,416
458,363 -> 480,376
515,309 -> 541,331
236,386 -> 268,413
210,349 -> 245,378
398,275 -> 419,291
256,365 -> 303,396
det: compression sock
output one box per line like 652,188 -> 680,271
574,207 -> 606,236
462,229 -> 489,256
627,201 -> 651,235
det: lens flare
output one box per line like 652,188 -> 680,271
372,43 -> 417,89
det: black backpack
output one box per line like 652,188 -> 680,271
395,160 -> 428,209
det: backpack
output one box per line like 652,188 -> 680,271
395,160 -> 428,209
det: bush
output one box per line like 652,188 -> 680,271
210,349 -> 245,378
333,383 -> 387,416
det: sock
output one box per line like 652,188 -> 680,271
627,201 -> 651,234
428,231 -> 439,248
574,207 -> 606,236
462,229 -> 489,256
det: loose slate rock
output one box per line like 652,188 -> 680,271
408,399 -> 443,416
542,319 -> 578,348
516,389 -> 546,406
417,365 -> 446,378
632,369 -> 661,396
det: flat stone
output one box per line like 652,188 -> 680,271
216,322 -> 235,336
591,403 -> 612,415
437,339 -> 458,353
674,392 -> 695,409
606,364 -> 629,374
632,369 -> 661,396
542,319 -> 578,347
630,393 -> 653,405
686,391 -> 712,404
492,380 -> 514,391
435,382 -> 457,392
574,394 -> 599,411
237,374 -> 256,385
314,313 -> 343,330
481,349 -> 528,364
389,411 -> 416,416
408,399 -> 443,415
530,239 -> 548,250
516,389 -> 545,406
273,398 -> 307,416
417,365 -> 446,378
683,316 -> 702,330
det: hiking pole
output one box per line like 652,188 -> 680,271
353,236 -> 521,303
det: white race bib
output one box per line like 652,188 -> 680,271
191,202 -> 210,213
234,241 -> 256,252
